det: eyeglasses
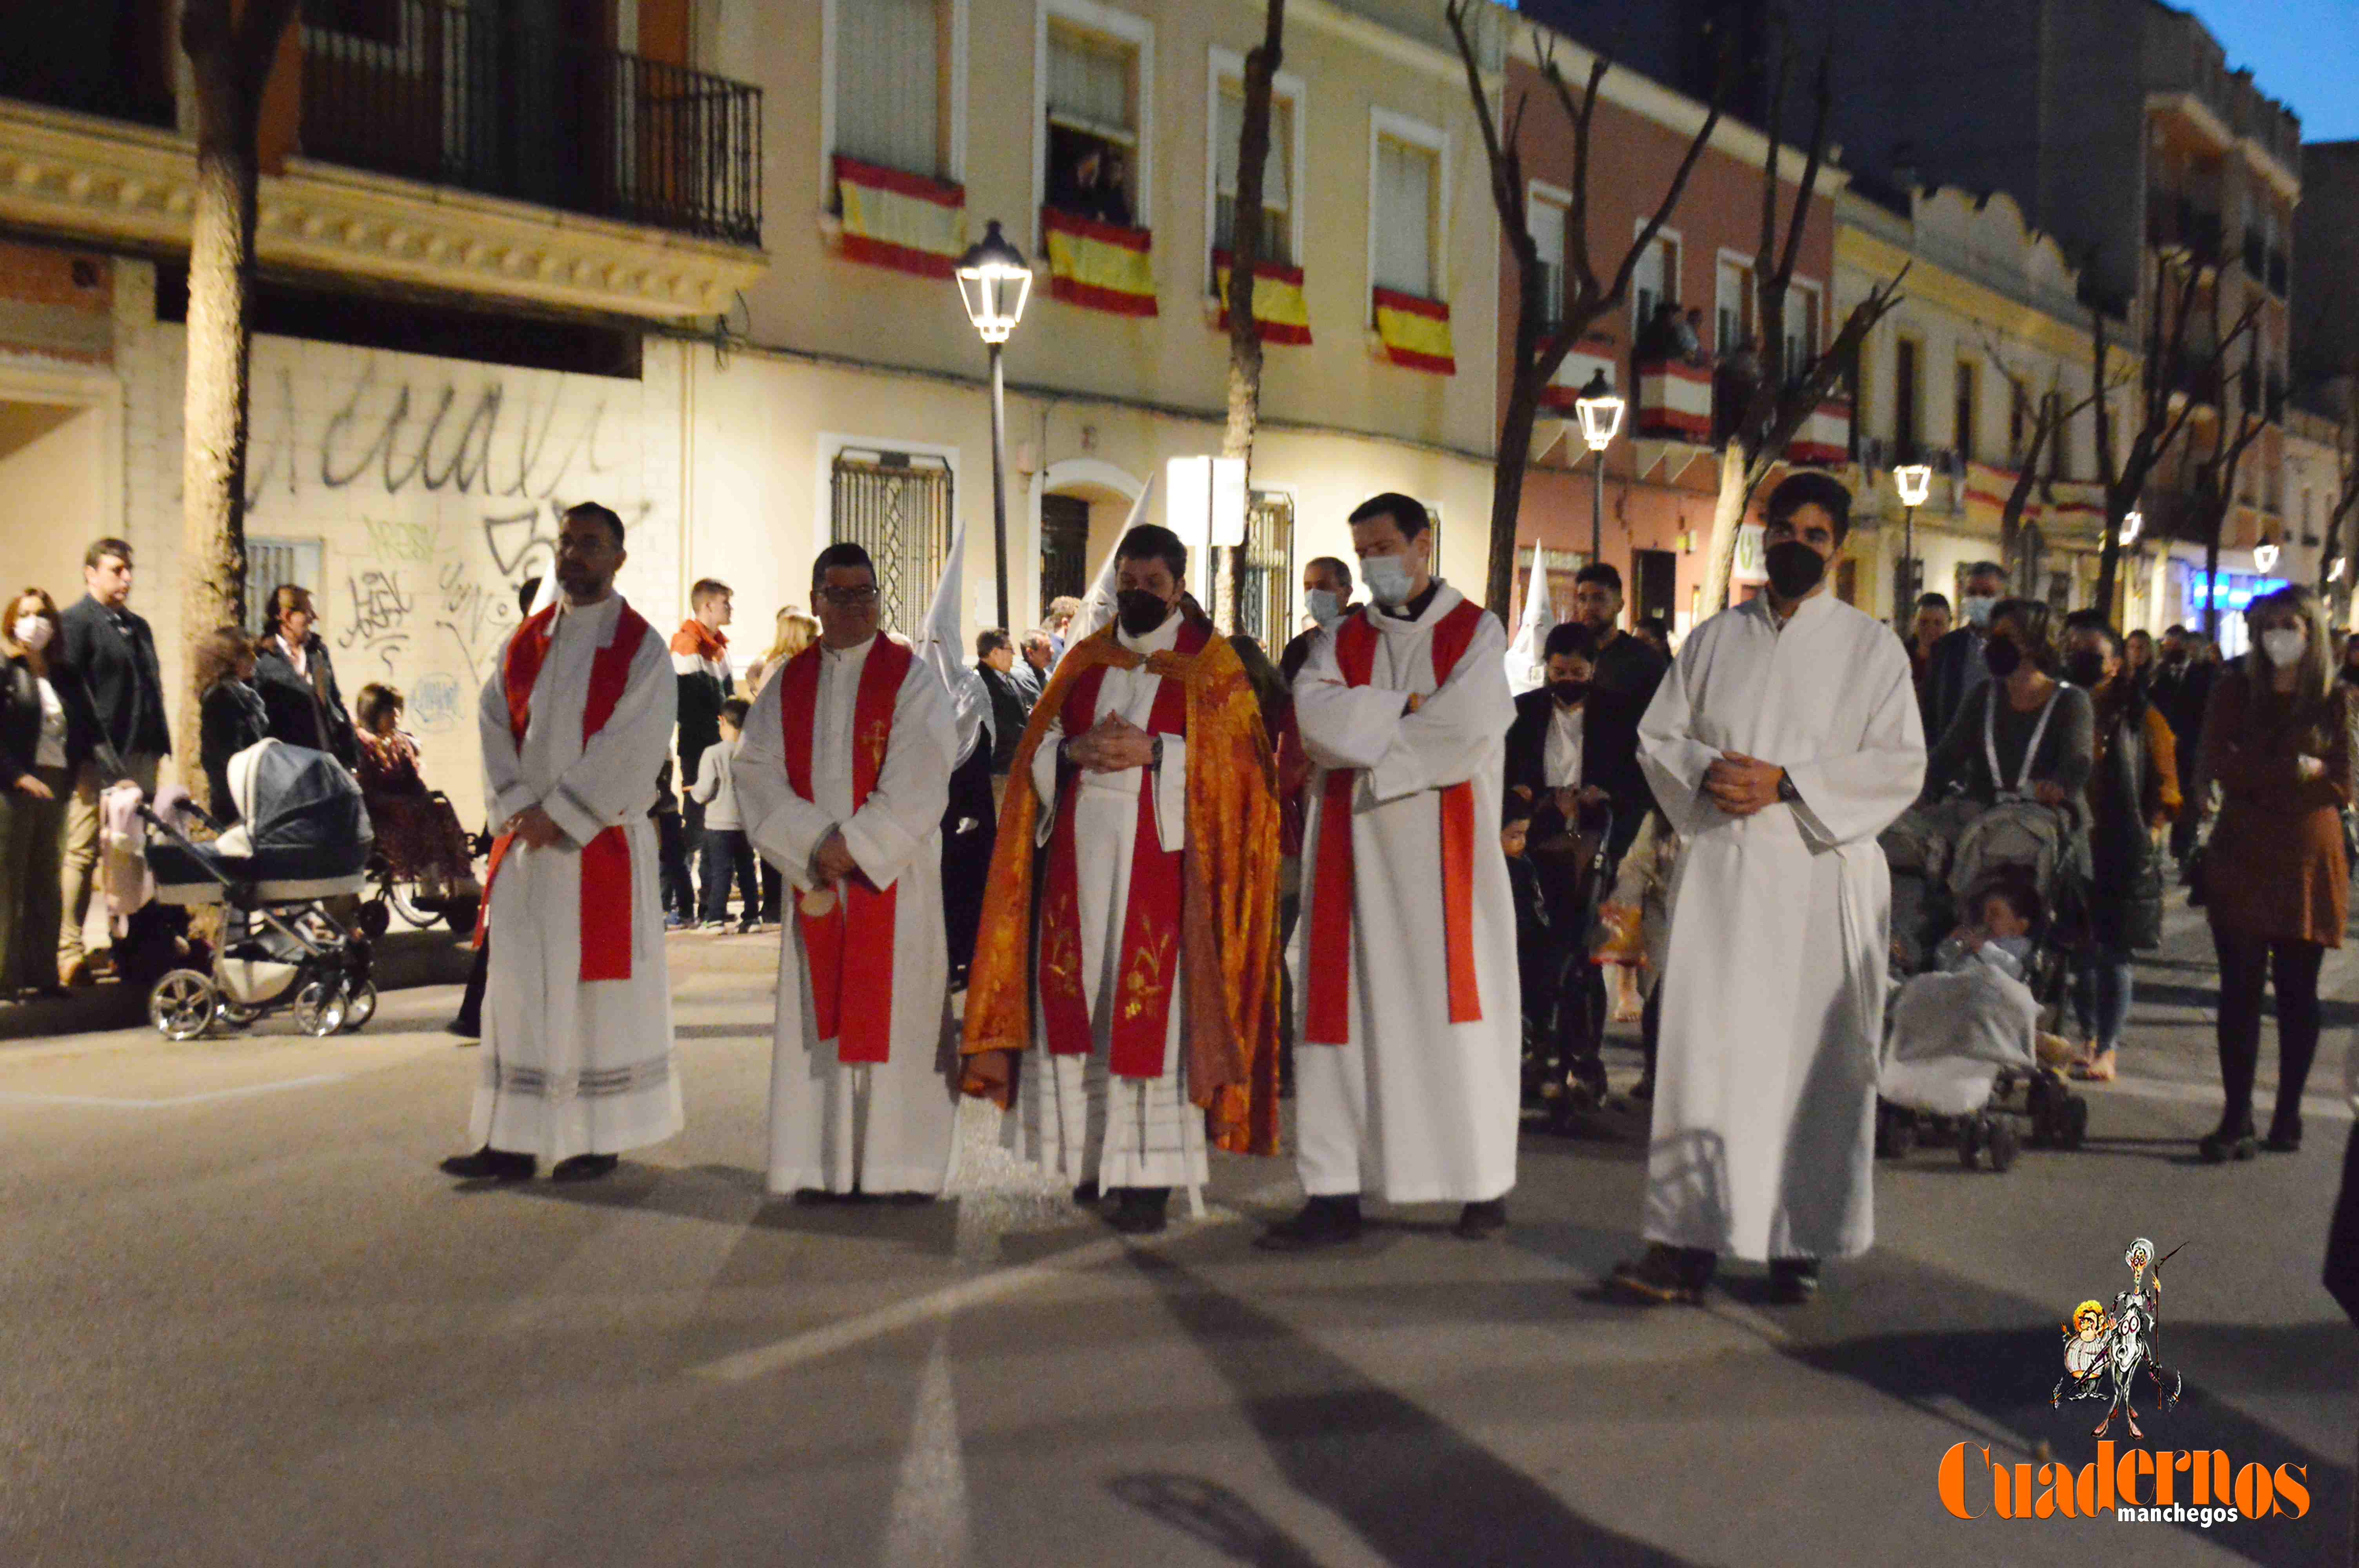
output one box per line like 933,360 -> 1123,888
817,586 -> 880,606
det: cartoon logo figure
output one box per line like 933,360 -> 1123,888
2052,1237 -> 2184,1439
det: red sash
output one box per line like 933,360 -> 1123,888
474,599 -> 651,983
778,635 -> 914,1064
1037,619 -> 1207,1079
1303,599 -> 1487,1045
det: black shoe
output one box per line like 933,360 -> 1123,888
1602,1244 -> 1713,1306
440,1146 -> 535,1181
445,1016 -> 481,1039
1072,1179 -> 1102,1207
1767,1257 -> 1821,1305
1627,1076 -> 1654,1103
1454,1198 -> 1508,1240
792,1187 -> 845,1205
1110,1186 -> 1171,1235
2264,1113 -> 2303,1153
1254,1194 -> 1364,1252
551,1153 -> 620,1183
2199,1123 -> 2257,1163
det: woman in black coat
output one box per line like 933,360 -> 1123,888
251,585 -> 357,766
195,627 -> 268,824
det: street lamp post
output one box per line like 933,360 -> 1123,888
955,220 -> 1033,633
1572,371 -> 1626,564
1894,463 -> 1933,623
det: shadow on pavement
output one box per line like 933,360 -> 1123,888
1126,1248 -> 1697,1567
1108,1473 -> 1326,1568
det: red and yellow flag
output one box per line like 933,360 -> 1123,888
1212,250 -> 1312,345
1372,287 -> 1456,375
1043,208 -> 1158,317
835,156 -> 968,280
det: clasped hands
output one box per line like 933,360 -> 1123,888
1703,751 -> 1787,818
1064,712 -> 1158,774
810,829 -> 860,889
506,804 -> 566,849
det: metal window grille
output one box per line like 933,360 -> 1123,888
1234,493 -> 1295,648
245,538 -> 325,636
829,450 -> 954,637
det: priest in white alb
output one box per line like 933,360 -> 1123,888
961,524 -> 1283,1238
1263,493 -> 1521,1250
736,542 -> 961,1201
441,501 -> 682,1184
1606,472 -> 1925,1306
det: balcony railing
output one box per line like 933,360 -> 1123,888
299,0 -> 761,247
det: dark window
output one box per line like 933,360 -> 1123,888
829,450 -> 953,637
1954,361 -> 1977,464
1893,339 -> 1921,463
1045,124 -> 1136,229
1039,494 -> 1091,608
1634,548 -> 1677,625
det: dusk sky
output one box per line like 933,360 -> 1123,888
2179,0 -> 2359,140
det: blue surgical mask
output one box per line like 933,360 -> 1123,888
1961,595 -> 1997,628
1304,588 -> 1342,629
1362,555 -> 1414,608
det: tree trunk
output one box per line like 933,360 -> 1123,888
1218,0 -> 1284,634
2095,492 -> 2125,624
1485,368 -> 1545,624
178,40 -> 262,811
1698,442 -> 1752,618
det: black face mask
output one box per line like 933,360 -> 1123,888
1984,637 -> 2023,679
1548,679 -> 1590,707
1763,540 -> 1826,599
1116,589 -> 1172,637
2063,651 -> 2107,688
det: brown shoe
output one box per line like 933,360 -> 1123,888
58,956 -> 94,989
1603,1243 -> 1712,1306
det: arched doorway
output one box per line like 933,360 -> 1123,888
1028,458 -> 1142,630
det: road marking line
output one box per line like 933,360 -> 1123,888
880,1326 -> 969,1568
2095,1075 -> 2354,1122
0,1073 -> 351,1109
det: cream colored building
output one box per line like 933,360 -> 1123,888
0,0 -> 1505,821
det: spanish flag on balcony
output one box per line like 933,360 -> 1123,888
1372,288 -> 1456,375
1963,461 -> 2019,527
1212,251 -> 1312,345
1041,208 -> 1158,318
2047,480 -> 2106,528
835,156 -> 968,280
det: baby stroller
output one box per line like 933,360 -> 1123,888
1519,800 -> 1616,1128
1875,797 -> 2090,1171
142,740 -> 377,1040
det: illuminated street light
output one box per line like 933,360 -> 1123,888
1893,463 -> 1934,625
1573,371 -> 1625,563
2331,557 -> 2347,583
2119,510 -> 2143,547
955,220 -> 1033,630
2254,541 -> 2282,573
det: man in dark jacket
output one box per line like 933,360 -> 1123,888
53,536 -> 169,984
2148,624 -> 2216,862
976,628 -> 1033,790
1919,561 -> 2008,747
252,585 -> 359,766
669,577 -> 734,916
1565,562 -> 1666,863
1281,556 -> 1356,683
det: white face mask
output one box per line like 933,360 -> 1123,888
1960,595 -> 1998,628
1361,555 -> 1415,608
11,615 -> 51,652
1304,588 -> 1342,628
2261,628 -> 2307,669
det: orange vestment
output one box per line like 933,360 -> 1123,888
959,613 -> 1284,1156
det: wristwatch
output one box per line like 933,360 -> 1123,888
1776,770 -> 1801,805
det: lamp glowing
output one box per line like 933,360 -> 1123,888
954,220 -> 1032,345
2119,510 -> 2143,547
1573,371 -> 1625,453
2332,557 -> 2347,583
1894,464 -> 1934,508
2254,541 -> 2281,573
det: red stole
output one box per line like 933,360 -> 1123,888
475,599 -> 652,982
1037,618 -> 1207,1079
1303,599 -> 1487,1045
777,635 -> 914,1065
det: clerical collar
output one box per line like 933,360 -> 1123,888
1380,579 -> 1441,622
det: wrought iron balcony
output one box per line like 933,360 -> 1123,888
299,0 -> 761,247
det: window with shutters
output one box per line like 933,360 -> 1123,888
1893,336 -> 1921,463
832,0 -> 954,183
1953,357 -> 1979,463
1528,186 -> 1569,333
1212,73 -> 1297,270
1632,227 -> 1680,342
1714,255 -> 1754,356
1043,11 -> 1143,229
1370,113 -> 1445,303
245,539 -> 325,637
1783,279 -> 1821,380
828,450 -> 954,637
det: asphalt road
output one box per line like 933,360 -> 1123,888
2,897 -> 2354,1567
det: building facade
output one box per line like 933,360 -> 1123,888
0,0 -> 1511,822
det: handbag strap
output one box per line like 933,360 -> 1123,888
1985,682 -> 2062,799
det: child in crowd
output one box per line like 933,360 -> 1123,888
1936,881 -> 2041,985
691,697 -> 760,934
